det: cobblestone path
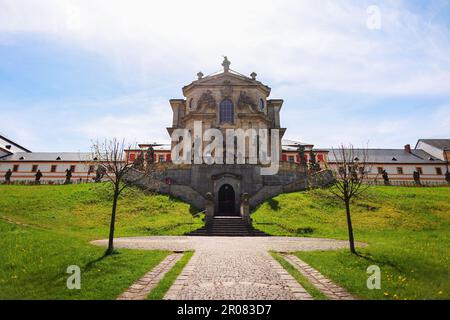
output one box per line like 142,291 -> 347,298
93,236 -> 362,300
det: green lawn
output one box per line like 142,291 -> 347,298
253,186 -> 450,300
0,183 -> 203,299
1,183 -> 449,300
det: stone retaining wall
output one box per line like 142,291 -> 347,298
125,165 -> 334,212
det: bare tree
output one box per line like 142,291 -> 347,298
330,144 -> 370,254
91,138 -> 136,255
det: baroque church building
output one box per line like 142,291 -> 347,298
127,58 -> 333,227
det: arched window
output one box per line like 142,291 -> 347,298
220,99 -> 234,124
189,98 -> 194,109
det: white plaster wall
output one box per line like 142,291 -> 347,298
0,161 -> 97,183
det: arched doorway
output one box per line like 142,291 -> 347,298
217,184 -> 236,216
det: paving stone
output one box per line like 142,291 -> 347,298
91,236 -> 361,301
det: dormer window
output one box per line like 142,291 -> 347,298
392,157 -> 397,161
259,98 -> 265,110
56,156 -> 61,161
5,145 -> 11,150
19,156 -> 25,160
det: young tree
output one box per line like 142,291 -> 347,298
330,144 -> 370,254
91,138 -> 136,255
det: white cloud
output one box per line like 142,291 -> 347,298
284,103 -> 450,149
71,94 -> 172,145
1,1 -> 449,150
1,0 -> 450,95
0,93 -> 172,151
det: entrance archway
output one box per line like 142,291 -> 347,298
217,184 -> 236,216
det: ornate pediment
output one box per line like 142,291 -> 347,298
183,72 -> 271,96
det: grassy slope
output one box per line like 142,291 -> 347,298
0,184 -> 203,299
252,187 -> 450,300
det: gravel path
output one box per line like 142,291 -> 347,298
92,236 -> 361,300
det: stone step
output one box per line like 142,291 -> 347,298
185,218 -> 269,237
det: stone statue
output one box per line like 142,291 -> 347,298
146,145 -> 155,166
240,193 -> 251,225
64,169 -> 72,184
309,150 -> 320,172
237,91 -> 257,111
4,169 -> 12,184
133,152 -> 145,171
198,90 -> 216,111
35,170 -> 43,184
297,145 -> 306,167
94,166 -> 106,183
382,170 -> 390,186
204,192 -> 215,226
413,170 -> 421,186
222,56 -> 231,72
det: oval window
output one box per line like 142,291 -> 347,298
259,98 -> 265,110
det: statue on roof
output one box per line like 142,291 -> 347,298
222,56 -> 231,72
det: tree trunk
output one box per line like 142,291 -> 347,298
345,199 -> 357,254
106,185 -> 119,255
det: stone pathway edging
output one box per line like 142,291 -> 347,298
164,252 -> 198,300
282,254 -> 355,300
267,255 -> 313,300
117,252 -> 183,300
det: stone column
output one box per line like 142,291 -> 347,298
204,192 -> 215,227
240,193 -> 251,225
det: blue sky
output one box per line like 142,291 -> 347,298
0,0 -> 449,151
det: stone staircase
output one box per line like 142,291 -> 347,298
186,217 -> 269,237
